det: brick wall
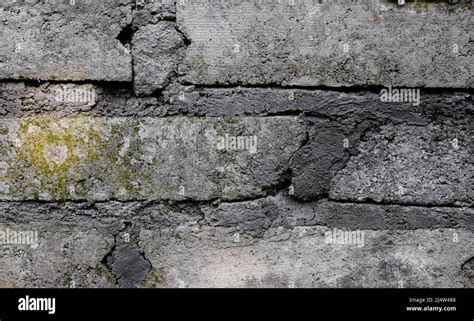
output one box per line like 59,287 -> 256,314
0,0 -> 472,288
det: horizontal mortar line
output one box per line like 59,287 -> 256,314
0,116 -> 310,121
183,84 -> 474,94
0,114 -> 307,119
0,79 -> 133,87
0,217 -> 469,234
0,110 -> 469,119
326,198 -> 473,209
0,105 -> 471,118
172,224 -> 472,236
0,197 -> 471,210
135,111 -> 307,118
269,225 -> 472,233
0,79 -> 472,95
0,195 -> 271,206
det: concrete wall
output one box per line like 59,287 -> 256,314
0,0 -> 472,288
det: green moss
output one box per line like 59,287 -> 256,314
141,267 -> 167,287
288,63 -> 302,77
222,118 -> 241,125
94,264 -> 117,286
16,117 -> 103,200
103,120 -> 145,198
387,0 -> 472,11
413,0 -> 429,9
190,53 -> 209,75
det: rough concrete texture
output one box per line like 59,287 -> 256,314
0,0 -> 132,81
138,194 -> 473,287
177,1 -> 473,87
0,116 -> 305,201
330,122 -> 472,206
0,195 -> 471,287
0,1 -> 472,288
133,21 -> 187,95
140,227 -> 473,287
0,222 -> 115,288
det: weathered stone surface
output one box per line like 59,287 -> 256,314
133,21 -> 187,95
0,223 -> 115,288
0,196 -> 471,287
140,225 -> 473,287
177,1 -> 472,87
133,0 -> 176,27
0,1 -> 132,81
0,0 -> 472,290
0,116 -> 305,201
329,122 -> 473,206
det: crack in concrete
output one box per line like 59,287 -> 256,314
100,221 -> 152,288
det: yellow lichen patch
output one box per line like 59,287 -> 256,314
371,14 -> 381,24
140,267 -> 167,287
16,117 -> 104,199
